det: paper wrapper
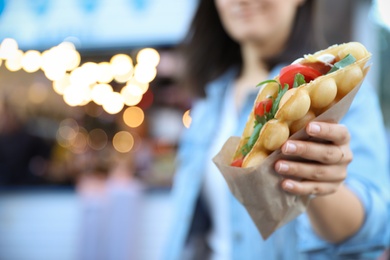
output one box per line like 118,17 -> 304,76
212,65 -> 371,240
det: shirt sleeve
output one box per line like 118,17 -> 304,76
297,81 -> 390,259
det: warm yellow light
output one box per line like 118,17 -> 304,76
63,48 -> 81,71
96,62 -> 114,83
113,131 -> 134,153
123,106 -> 144,128
63,84 -> 90,107
53,73 -> 71,95
70,67 -> 85,85
124,83 -> 143,96
59,118 -> 79,137
114,70 -> 133,83
183,110 -> 192,128
56,118 -> 79,148
70,129 -> 88,154
41,47 -> 67,74
5,50 -> 23,71
44,67 -> 66,81
81,62 -> 99,84
22,50 -> 42,73
91,83 -> 113,105
0,38 -> 19,60
110,54 -> 133,76
121,86 -> 143,106
88,128 -> 108,151
28,83 -> 49,104
78,89 -> 92,106
58,125 -> 77,141
136,48 -> 160,67
58,41 -> 76,50
102,92 -> 125,114
133,64 -> 157,84
126,78 -> 149,94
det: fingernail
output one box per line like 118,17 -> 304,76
285,142 -> 297,153
278,162 -> 289,172
309,123 -> 321,134
284,181 -> 294,190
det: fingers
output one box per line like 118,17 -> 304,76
281,140 -> 351,165
306,122 -> 350,145
275,122 -> 353,196
280,178 -> 341,196
275,160 -> 347,182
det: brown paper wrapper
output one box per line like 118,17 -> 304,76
212,65 -> 371,240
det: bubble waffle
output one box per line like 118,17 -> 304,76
231,42 -> 371,168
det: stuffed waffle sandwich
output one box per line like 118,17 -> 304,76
231,42 -> 371,168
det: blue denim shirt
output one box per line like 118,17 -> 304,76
164,66 -> 390,260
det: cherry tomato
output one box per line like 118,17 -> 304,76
254,98 -> 273,117
231,158 -> 244,167
279,64 -> 322,89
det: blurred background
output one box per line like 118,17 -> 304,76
0,0 -> 389,260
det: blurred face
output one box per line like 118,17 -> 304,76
215,0 -> 304,45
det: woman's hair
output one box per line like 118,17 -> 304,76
180,0 -> 324,96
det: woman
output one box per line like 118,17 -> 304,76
164,0 -> 390,259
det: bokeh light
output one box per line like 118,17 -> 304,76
22,50 -> 42,73
63,84 -> 91,107
88,128 -> 108,151
133,64 -> 157,84
28,83 -> 49,104
41,47 -> 68,80
124,82 -> 144,96
182,110 -> 192,128
102,92 -> 125,114
53,73 -> 71,95
136,48 -> 160,67
96,62 -> 114,83
114,70 -> 133,83
56,118 -> 79,148
5,50 -> 24,72
0,38 -> 19,60
123,106 -> 144,128
81,62 -> 99,84
91,83 -> 113,105
113,131 -> 134,153
121,86 -> 143,106
70,128 -> 88,154
110,54 -> 133,76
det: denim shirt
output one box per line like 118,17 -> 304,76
163,66 -> 390,260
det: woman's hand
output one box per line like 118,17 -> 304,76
275,121 -> 353,196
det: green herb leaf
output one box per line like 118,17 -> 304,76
240,143 -> 251,157
241,123 -> 263,156
256,79 -> 279,88
270,84 -> 289,116
327,54 -> 356,74
255,115 -> 267,126
292,73 -> 306,88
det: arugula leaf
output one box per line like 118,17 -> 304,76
256,79 -> 278,88
327,54 -> 356,74
270,83 -> 289,116
241,123 -> 263,157
292,73 -> 306,88
255,114 -> 267,126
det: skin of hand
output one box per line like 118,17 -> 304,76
275,122 -> 364,243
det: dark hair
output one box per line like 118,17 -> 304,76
180,0 -> 323,97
